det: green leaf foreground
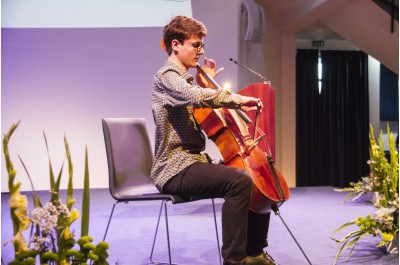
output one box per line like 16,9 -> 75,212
332,123 -> 399,264
81,146 -> 90,237
3,122 -> 110,264
43,131 -> 64,205
3,121 -> 25,254
17,155 -> 42,208
64,134 -> 75,211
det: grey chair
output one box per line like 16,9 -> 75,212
102,118 -> 222,265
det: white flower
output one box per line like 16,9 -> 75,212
30,235 -> 50,250
375,206 -> 396,218
30,201 -> 63,234
57,203 -> 70,218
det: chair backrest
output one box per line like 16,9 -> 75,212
102,118 -> 159,200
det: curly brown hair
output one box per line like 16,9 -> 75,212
163,16 -> 207,55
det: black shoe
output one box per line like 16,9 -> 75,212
245,252 -> 277,265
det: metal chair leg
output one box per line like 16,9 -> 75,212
150,199 -> 222,265
150,200 -> 167,263
164,201 -> 173,265
103,202 -> 118,241
150,200 -> 176,265
212,199 -> 222,265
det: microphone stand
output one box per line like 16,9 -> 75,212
229,58 -> 271,85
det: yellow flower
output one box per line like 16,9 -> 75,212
60,259 -> 69,265
68,208 -> 80,225
371,144 -> 379,153
18,215 -> 30,231
9,169 -> 17,178
9,190 -> 28,210
9,189 -> 30,231
63,226 -> 73,240
12,231 -> 29,254
381,232 -> 394,242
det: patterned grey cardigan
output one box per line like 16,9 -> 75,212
150,60 -> 243,191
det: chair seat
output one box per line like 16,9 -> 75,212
116,193 -> 193,204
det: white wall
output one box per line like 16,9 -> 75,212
2,0 -> 193,28
369,56 -> 381,138
2,27 -> 166,191
1,0 -> 247,192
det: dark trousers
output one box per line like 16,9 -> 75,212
163,162 -> 270,265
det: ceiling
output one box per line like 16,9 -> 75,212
295,21 -> 344,40
256,0 -> 399,72
258,0 -> 398,40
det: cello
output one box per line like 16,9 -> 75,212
193,64 -> 290,213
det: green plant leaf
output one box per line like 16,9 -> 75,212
333,188 -> 360,202
333,236 -> 349,265
3,121 -> 21,194
49,162 -> 65,206
333,230 -> 363,248
43,131 -> 65,205
387,123 -> 399,199
43,132 -> 57,195
332,221 -> 356,234
333,231 -> 362,264
351,191 -> 367,202
345,233 -> 368,261
64,134 -> 75,210
330,236 -> 341,243
17,155 -> 42,208
81,146 -> 90,237
55,157 -> 65,202
334,188 -> 356,192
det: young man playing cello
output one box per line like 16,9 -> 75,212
150,15 -> 277,265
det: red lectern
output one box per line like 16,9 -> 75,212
237,83 -> 276,159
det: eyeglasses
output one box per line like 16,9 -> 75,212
186,41 -> 205,52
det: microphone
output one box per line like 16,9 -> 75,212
229,58 -> 270,84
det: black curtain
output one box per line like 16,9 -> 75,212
380,64 -> 399,121
296,50 -> 370,187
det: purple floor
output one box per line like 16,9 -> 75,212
2,187 -> 399,264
